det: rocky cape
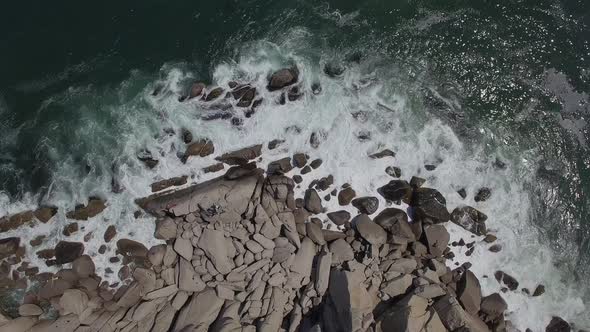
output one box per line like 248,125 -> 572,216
0,69 -> 573,332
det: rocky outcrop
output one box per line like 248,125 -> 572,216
66,198 -> 107,220
10,146 -> 531,332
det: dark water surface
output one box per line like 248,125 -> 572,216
1,0 -> 590,326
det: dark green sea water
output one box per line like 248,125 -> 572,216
1,0 -> 590,327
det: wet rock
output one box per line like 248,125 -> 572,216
19,303 -> 43,316
34,206 -> 58,223
351,196 -> 379,215
235,87 -> 257,107
184,139 -> 215,159
288,86 -> 302,101
0,237 -> 20,259
138,151 -> 159,169
385,166 -> 402,178
312,82 -> 322,94
489,244 -> 502,252
224,162 -> 258,180
181,128 -> 193,144
189,82 -> 206,99
378,180 -> 412,203
373,208 -> 414,240
268,68 -> 299,91
203,163 -> 224,173
451,206 -> 488,236
216,144 -> 263,166
474,187 -> 492,202
338,187 -> 356,206
546,316 -> 571,332
30,235 -> 45,247
293,175 -> 303,184
424,164 -> 437,171
411,188 -> 450,223
103,225 -> 116,243
494,271 -> 519,291
117,239 -> 148,258
327,210 -> 351,226
268,157 -> 293,175
533,284 -> 545,297
310,158 -> 323,169
151,175 -> 188,192
205,87 -> 224,101
66,198 -> 106,220
310,131 -> 328,149
0,210 -> 34,232
457,188 -> 467,199
369,149 -> 395,159
55,241 -> 84,264
62,223 -> 79,236
324,62 -> 345,77
268,139 -> 285,150
292,153 -> 309,168
483,234 -> 497,243
410,176 -> 426,188
304,189 -> 323,214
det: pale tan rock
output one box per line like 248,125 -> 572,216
0,317 -> 37,332
147,244 -> 166,266
18,303 -> 43,316
174,237 -> 193,261
144,285 -> 178,300
178,258 -> 206,292
172,291 -> 189,310
151,303 -> 176,332
198,229 -> 233,275
173,288 -> 224,331
132,300 -> 157,322
72,255 -> 95,278
60,289 -> 89,316
163,244 -> 177,267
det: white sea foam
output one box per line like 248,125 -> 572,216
0,36 -> 588,330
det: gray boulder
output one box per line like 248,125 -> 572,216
411,188 -> 450,223
451,206 -> 488,236
374,208 -> 414,240
353,214 -> 387,246
378,180 -> 412,203
351,196 -> 379,215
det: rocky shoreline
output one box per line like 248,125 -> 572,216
0,69 -> 577,332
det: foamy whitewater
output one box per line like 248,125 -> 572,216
0,35 -> 588,330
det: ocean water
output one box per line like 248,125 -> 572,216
1,0 -> 590,329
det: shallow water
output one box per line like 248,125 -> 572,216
1,0 -> 590,329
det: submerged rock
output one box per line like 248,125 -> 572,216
474,187 -> 492,202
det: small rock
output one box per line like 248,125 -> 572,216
533,284 -> 545,297
310,159 -> 323,169
104,225 -> 117,243
189,82 -> 206,99
203,163 -> 224,173
18,303 -> 43,316
304,189 -> 323,214
385,166 -> 401,178
474,187 -> 492,202
457,188 -> 467,199
55,241 -> 84,264
205,87 -> 224,101
494,271 -> 519,291
184,139 -> 215,159
0,237 -> 20,259
66,198 -> 106,220
483,234 -> 497,243
292,153 -> 309,168
351,196 -> 379,215
451,206 -> 487,236
353,214 -> 387,245
327,210 -> 351,226
268,139 -> 285,150
72,255 -> 95,278
489,244 -> 502,253
410,176 -> 426,188
151,175 -> 188,192
268,68 -> 299,91
378,180 -> 412,203
338,187 -> 356,206
268,157 -> 293,175
369,149 -> 395,159
546,317 -> 571,332
34,206 -> 58,223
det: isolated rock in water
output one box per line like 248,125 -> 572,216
151,175 -> 188,192
494,271 -> 519,291
0,237 -> 20,259
205,87 -> 224,101
424,224 -> 450,257
410,176 -> 426,188
369,149 -> 395,159
451,206 -> 488,236
327,210 -> 351,226
354,214 -> 387,245
378,180 -> 412,203
268,157 -> 293,175
189,82 -> 206,99
0,210 -> 34,232
34,206 -> 58,223
216,144 -> 263,165
268,139 -> 285,150
324,62 -> 345,77
338,187 -> 356,206
181,128 -> 193,143
292,153 -> 309,168
457,270 -> 482,315
480,293 -> 507,321
268,68 -> 299,91
185,139 -> 215,158
55,241 -> 84,264
66,198 -> 106,221
474,187 -> 492,202
385,166 -> 401,178
411,188 -> 450,223
309,131 -> 327,149
304,189 -> 323,214
373,208 -> 414,240
533,284 -> 546,297
457,188 -> 467,199
351,196 -> 379,215
546,316 -> 571,332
